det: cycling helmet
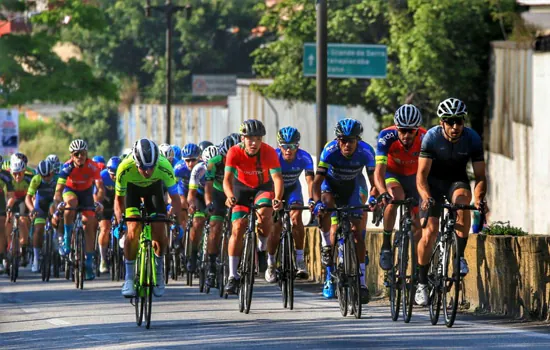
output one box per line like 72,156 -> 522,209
36,160 -> 53,176
277,126 -> 301,144
106,156 -> 121,175
10,158 -> 26,173
228,133 -> 241,145
92,155 -> 105,164
132,138 -> 159,169
202,145 -> 218,163
239,119 -> 266,137
171,144 -> 181,161
394,104 -> 422,128
437,98 -> 468,118
159,143 -> 175,159
120,147 -> 132,159
46,154 -> 60,165
218,135 -> 239,156
181,143 -> 201,159
198,140 -> 214,153
335,118 -> 363,138
69,139 -> 88,152
11,152 -> 28,165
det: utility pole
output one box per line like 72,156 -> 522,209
316,0 -> 327,158
145,0 -> 191,144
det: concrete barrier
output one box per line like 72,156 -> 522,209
304,227 -> 550,321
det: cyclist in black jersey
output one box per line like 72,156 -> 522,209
415,98 -> 488,306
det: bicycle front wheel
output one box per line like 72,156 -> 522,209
389,233 -> 401,321
286,230 -> 295,311
144,242 -> 154,329
10,230 -> 20,283
78,229 -> 85,290
401,230 -> 416,323
244,231 -> 256,314
134,249 -> 144,327
42,230 -> 51,282
428,242 -> 442,325
443,234 -> 460,328
346,237 -> 361,319
220,231 -> 229,299
333,241 -> 347,317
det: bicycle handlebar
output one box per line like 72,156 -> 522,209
323,204 -> 375,213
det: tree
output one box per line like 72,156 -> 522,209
0,0 -> 117,106
252,0 -> 520,133
61,97 -> 121,156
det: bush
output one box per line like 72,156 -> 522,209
483,221 -> 528,237
19,127 -> 73,166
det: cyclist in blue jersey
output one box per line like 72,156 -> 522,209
312,118 -> 378,303
415,98 -> 487,306
96,156 -> 121,274
46,154 -> 62,174
271,126 -> 314,281
171,145 -> 181,163
173,143 -> 201,248
159,144 -> 175,166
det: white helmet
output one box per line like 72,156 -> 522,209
69,139 -> 88,152
132,138 -> 159,169
437,98 -> 467,118
159,143 -> 174,159
394,104 -> 422,128
202,145 -> 218,163
10,158 -> 26,173
37,160 -> 53,176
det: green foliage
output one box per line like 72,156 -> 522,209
252,0 -> 520,133
61,98 -> 121,157
483,221 -> 528,236
0,0 -> 117,106
18,116 -> 73,165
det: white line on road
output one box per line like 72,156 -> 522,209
21,308 -> 40,313
46,318 -> 71,326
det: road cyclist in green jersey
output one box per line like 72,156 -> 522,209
115,138 -> 184,298
25,160 -> 58,273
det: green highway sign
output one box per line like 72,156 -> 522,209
303,43 -> 387,79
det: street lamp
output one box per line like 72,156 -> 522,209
144,0 -> 192,144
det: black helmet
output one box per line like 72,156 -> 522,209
132,138 -> 159,169
198,140 -> 214,153
239,119 -> 266,137
218,135 -> 239,156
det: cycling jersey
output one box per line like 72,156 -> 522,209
115,156 -> 177,197
98,169 -> 115,199
318,139 -> 376,181
173,160 -> 191,196
0,173 -> 33,200
375,126 -> 427,176
57,159 -> 101,191
205,154 -> 225,192
420,126 -> 484,181
276,148 -> 314,188
189,161 -> 207,195
225,143 -> 281,189
27,174 -> 56,198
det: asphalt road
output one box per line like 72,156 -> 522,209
1,267 -> 549,349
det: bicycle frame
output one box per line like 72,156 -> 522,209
139,224 -> 156,288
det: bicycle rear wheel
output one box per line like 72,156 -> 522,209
389,232 -> 401,321
429,242 -> 442,325
78,229 -> 85,290
443,234 -> 460,328
401,230 -> 416,323
144,243 -> 154,329
42,230 -> 50,282
333,241 -> 347,317
10,230 -> 20,283
46,229 -> 53,281
346,237 -> 361,319
286,230 -> 296,311
278,233 -> 288,308
220,230 -> 229,298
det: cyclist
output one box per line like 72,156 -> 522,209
374,104 -> 426,270
171,145 -> 182,163
186,145 -> 218,273
93,155 -> 106,171
204,135 -> 239,288
5,152 -> 35,176
223,119 -> 284,294
115,138 -> 183,297
96,156 -> 121,274
159,143 -> 175,166
173,143 -> 201,251
415,98 -> 487,306
198,140 -> 214,153
54,139 -> 105,280
273,126 -> 314,280
46,154 -> 62,174
3,157 -> 33,267
312,118 -> 377,303
26,160 -> 57,272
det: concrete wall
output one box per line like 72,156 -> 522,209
487,50 -> 550,235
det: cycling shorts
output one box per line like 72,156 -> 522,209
125,181 -> 167,218
321,177 -> 362,219
63,186 -> 96,217
283,182 -> 303,206
420,177 -> 470,218
231,179 -> 273,222
209,188 -> 227,222
34,193 -> 55,224
386,172 -> 420,214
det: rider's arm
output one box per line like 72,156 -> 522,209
223,147 -> 238,200
5,191 -> 15,211
312,171 -> 325,202
205,181 -> 214,205
187,188 -> 198,209
305,173 -> 314,200
271,171 -> 284,202
417,157 -> 432,203
94,179 -> 105,203
472,161 -> 487,208
114,163 -> 127,223
114,195 -> 125,223
368,172 -> 378,198
54,163 -> 70,203
374,163 -> 388,195
169,191 -> 183,223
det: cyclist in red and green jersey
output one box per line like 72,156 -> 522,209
223,119 -> 284,294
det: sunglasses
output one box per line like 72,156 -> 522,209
442,118 -> 465,126
72,151 -> 86,158
338,138 -> 357,144
12,171 -> 24,176
397,128 -> 417,134
280,143 -> 298,151
184,158 -> 198,162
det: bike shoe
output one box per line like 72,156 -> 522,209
154,279 -> 165,297
100,261 -> 109,274
460,257 -> 469,276
296,260 -> 309,280
225,277 -> 239,295
323,279 -> 335,299
85,266 -> 96,281
379,249 -> 392,271
206,272 -> 216,288
265,265 -> 277,283
415,283 -> 429,306
121,280 -> 136,297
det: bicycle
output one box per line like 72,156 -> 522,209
94,226 -> 101,278
63,207 -> 86,290
124,206 -> 172,329
218,208 -> 232,299
109,217 -> 124,281
7,211 -> 26,283
424,200 -> 481,328
325,204 -> 372,319
238,200 -> 271,314
380,197 -> 418,323
165,216 -> 180,284
275,202 -> 309,310
183,212 -> 194,286
41,214 -> 58,282
198,220 -> 211,293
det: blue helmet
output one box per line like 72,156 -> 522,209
277,126 -> 300,144
171,145 -> 181,160
92,155 -> 106,164
335,118 -> 363,138
181,143 -> 201,159
106,156 -> 121,175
